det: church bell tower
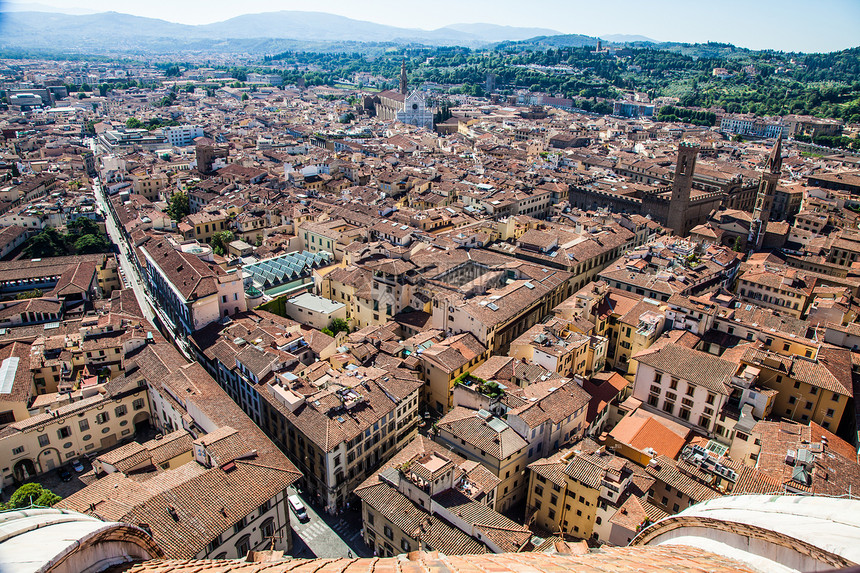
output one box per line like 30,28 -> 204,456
749,135 -> 783,251
666,142 -> 699,236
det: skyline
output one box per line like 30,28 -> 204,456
1,0 -> 858,53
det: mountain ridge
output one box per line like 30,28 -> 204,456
0,9 -> 569,52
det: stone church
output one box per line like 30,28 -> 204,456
365,60 -> 433,130
396,89 -> 433,130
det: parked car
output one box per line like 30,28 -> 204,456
71,459 -> 85,472
288,494 -> 309,522
57,467 -> 72,482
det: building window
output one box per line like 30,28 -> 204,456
534,485 -> 543,496
95,412 -> 109,424
235,535 -> 250,557
207,534 -> 222,554
57,426 -> 71,439
133,398 -> 145,410
115,405 -> 127,417
38,434 -> 50,447
384,525 -> 393,540
548,509 -> 556,520
401,539 -> 411,552
234,517 -> 246,534
12,446 -> 24,455
261,518 -> 275,540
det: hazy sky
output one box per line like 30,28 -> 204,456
4,0 -> 860,52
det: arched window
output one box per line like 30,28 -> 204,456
261,518 -> 275,540
235,534 -> 251,557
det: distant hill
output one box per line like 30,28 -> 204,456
495,34 -> 601,50
600,34 -> 658,44
440,23 -> 562,43
0,9 -> 566,53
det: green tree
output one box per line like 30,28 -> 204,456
15,288 -> 43,300
74,233 -> 110,254
166,191 -> 190,222
210,230 -> 235,256
327,318 -> 349,334
126,117 -> 143,129
7,483 -> 61,508
67,218 -> 100,238
23,228 -> 68,258
241,93 -> 249,101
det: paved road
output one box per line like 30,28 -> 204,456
93,180 -> 155,324
288,487 -> 371,558
93,177 -> 193,360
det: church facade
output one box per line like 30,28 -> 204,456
365,60 -> 434,130
396,90 -> 433,130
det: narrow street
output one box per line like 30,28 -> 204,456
93,176 -> 193,360
93,179 -> 156,326
287,486 -> 371,559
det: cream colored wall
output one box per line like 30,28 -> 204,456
0,388 -> 150,487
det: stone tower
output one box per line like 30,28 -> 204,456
749,135 -> 783,251
666,142 -> 699,236
400,59 -> 407,95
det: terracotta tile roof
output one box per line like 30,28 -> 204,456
260,366 -> 422,453
141,238 -> 219,301
50,260 -> 97,296
431,489 -> 531,552
609,412 -> 688,459
741,345 -> 853,395
356,482 -> 489,556
125,545 -> 760,572
507,379 -> 591,429
634,344 -> 737,394
436,407 -> 528,461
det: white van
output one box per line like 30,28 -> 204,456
288,494 -> 309,522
